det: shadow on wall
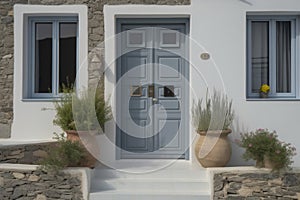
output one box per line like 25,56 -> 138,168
227,116 -> 255,167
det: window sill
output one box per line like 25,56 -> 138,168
246,98 -> 300,101
22,98 -> 60,102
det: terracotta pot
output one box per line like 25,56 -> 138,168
259,92 -> 268,98
195,129 -> 232,168
255,160 -> 264,168
263,155 -> 275,169
65,130 -> 98,168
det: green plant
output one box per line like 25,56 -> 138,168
237,129 -> 297,170
53,87 -> 74,130
265,139 -> 296,170
53,82 -> 112,132
192,90 -> 234,132
40,133 -> 84,172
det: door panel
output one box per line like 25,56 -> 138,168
116,19 -> 189,159
158,119 -> 181,149
158,57 -> 181,79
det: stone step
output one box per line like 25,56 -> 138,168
89,190 -> 210,200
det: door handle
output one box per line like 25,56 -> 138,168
152,98 -> 158,102
148,84 -> 154,98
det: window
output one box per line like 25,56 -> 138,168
247,16 -> 296,98
29,16 -> 78,98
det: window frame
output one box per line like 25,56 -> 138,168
28,16 -> 78,99
247,15 -> 297,99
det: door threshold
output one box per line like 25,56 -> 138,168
96,159 -> 198,173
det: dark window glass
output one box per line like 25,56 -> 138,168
59,22 -> 77,91
251,21 -> 269,93
35,23 -> 52,93
276,21 -> 291,93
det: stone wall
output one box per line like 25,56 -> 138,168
0,167 -> 83,200
0,0 -> 190,138
0,1 -> 17,138
0,142 -> 57,164
214,170 -> 300,200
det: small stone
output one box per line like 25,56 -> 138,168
282,189 -> 297,196
227,195 -> 244,200
238,187 -> 253,197
32,150 -> 48,158
8,10 -> 13,16
2,54 -> 12,59
16,197 -> 32,200
12,185 -> 28,199
57,184 -> 71,189
244,180 -> 266,187
214,190 -> 224,198
13,172 -> 25,179
214,181 -> 224,191
89,20 -> 101,28
245,197 -> 260,200
61,194 -> 73,199
269,178 -> 283,185
1,172 -> 14,179
5,188 -> 13,192
44,189 -> 60,198
1,16 -> 13,24
229,182 -> 242,190
89,34 -> 101,41
0,176 -> 3,187
289,186 -> 300,192
10,150 -> 22,155
227,176 -> 244,182
28,174 -> 40,182
5,179 -> 26,187
7,152 -> 24,159
35,194 -> 47,200
68,177 -> 81,186
283,174 -> 299,187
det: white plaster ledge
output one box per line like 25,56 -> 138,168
0,163 -> 39,171
0,139 -> 56,146
62,167 -> 92,200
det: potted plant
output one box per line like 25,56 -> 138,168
259,84 -> 270,98
192,90 -> 234,167
237,129 -> 297,171
52,82 -> 112,168
40,133 -> 85,172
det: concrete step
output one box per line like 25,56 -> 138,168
91,178 -> 209,192
89,190 -> 210,200
89,162 -> 211,200
89,191 -> 210,200
91,167 -> 208,180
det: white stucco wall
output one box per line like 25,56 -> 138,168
191,0 -> 300,167
7,5 -> 88,142
103,0 -> 300,167
6,0 -> 300,167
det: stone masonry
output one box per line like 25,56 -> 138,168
0,142 -> 57,164
214,171 -> 300,200
0,0 -> 190,138
0,168 -> 83,200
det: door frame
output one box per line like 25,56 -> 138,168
115,18 -> 190,160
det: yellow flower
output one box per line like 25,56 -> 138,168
260,84 -> 270,93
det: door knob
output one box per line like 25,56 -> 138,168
153,98 -> 158,102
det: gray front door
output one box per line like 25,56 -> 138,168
116,19 -> 189,159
